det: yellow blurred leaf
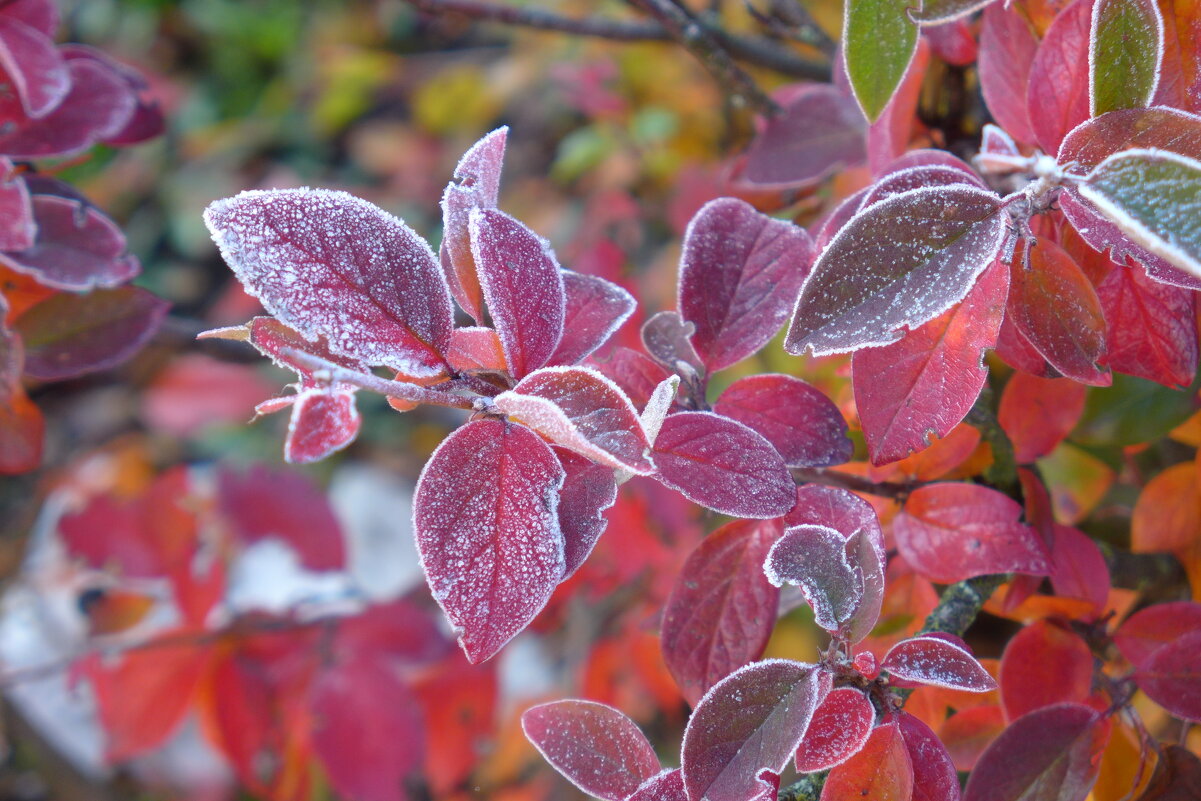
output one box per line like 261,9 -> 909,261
1038,441 -> 1115,524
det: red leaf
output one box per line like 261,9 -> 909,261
813,187 -> 871,251
999,620 -> 1095,721
0,385 -> 43,474
1,194 -> 138,291
1133,630 -> 1201,722
995,309 -> 1054,376
660,518 -> 783,705
440,127 -> 506,322
596,346 -> 672,409
284,389 -> 360,464
937,705 -> 1006,771
858,163 -> 985,210
681,659 -> 827,801
923,18 -> 978,66
495,365 -> 653,474
978,3 -> 1039,145
204,189 -> 454,377
820,721 -> 914,801
0,161 -> 34,251
445,325 -> 505,373
1027,0 -> 1093,154
881,635 -> 997,692
548,270 -> 635,366
0,0 -> 60,37
786,186 -> 1007,356
242,316 -> 368,387
793,687 -> 874,772
714,374 -> 851,468
414,419 -> 566,663
642,310 -> 705,375
998,373 -> 1088,463
411,656 -> 497,795
853,257 -> 1008,465
893,484 -> 1052,583
894,711 -> 960,801
765,524 -> 863,634
629,769 -> 687,801
679,198 -> 815,372
522,699 -> 661,801
555,448 -> 618,579
470,207 -> 566,378
0,15 -> 67,118
1049,523 -> 1111,615
963,703 -> 1111,801
1114,601 -> 1201,669
652,411 -> 796,519
1096,261 -> 1197,387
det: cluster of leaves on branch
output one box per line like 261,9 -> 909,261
0,0 -> 168,475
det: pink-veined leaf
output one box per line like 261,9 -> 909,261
740,84 -> 866,190
998,373 -> 1088,463
1095,260 -> 1197,387
793,687 -> 874,773
894,711 -> 960,801
1089,0 -> 1164,116
852,257 -> 1008,466
0,160 -> 33,252
764,523 -> 863,634
660,518 -> 783,705
881,635 -> 997,692
204,188 -> 454,377
893,483 -> 1052,583
284,388 -> 360,464
1048,523 -> 1111,615
963,703 -> 1111,801
1133,630 -> 1201,721
714,374 -> 851,468
414,419 -> 565,663
494,365 -> 653,474
642,310 -> 705,376
440,127 -> 506,322
999,620 -> 1095,721
1027,0 -> 1093,154
979,4 -> 1039,146
554,448 -> 618,580
785,185 -> 1007,357
820,720 -> 914,801
652,411 -> 796,519
1114,601 -> 1201,670
521,699 -> 661,801
0,15 -> 68,119
678,198 -> 815,372
1,194 -> 138,291
596,346 -> 672,409
629,769 -> 687,801
469,207 -> 566,378
681,659 -> 827,801
843,0 -> 919,122
547,270 -> 635,366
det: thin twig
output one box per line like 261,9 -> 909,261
792,467 -> 924,500
746,0 -> 837,54
281,349 -> 477,411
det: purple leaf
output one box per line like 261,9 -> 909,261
764,524 -> 863,634
14,286 -> 168,380
55,44 -> 163,147
660,518 -> 783,705
629,770 -> 687,801
494,365 -> 653,474
785,185 -> 1007,356
642,310 -> 705,375
858,164 -> 985,210
440,127 -> 507,322
554,448 -> 618,579
1,194 -> 139,290
0,15 -> 68,119
881,635 -> 998,692
469,207 -> 566,378
793,687 -> 874,772
813,187 -> 871,251
681,659 -> 827,801
894,711 -> 961,801
204,188 -> 454,378
284,388 -> 360,464
414,419 -> 565,663
713,374 -> 851,468
1133,630 -> 1201,722
0,0 -> 60,38
678,198 -> 815,372
0,161 -> 34,251
652,411 -> 796,519
548,270 -> 635,366
522,699 -> 661,801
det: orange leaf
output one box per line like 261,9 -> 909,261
1133,461 -> 1201,555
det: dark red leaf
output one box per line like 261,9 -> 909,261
998,373 -> 1088,463
595,346 -> 672,409
999,620 -> 1095,721
1,194 -> 139,290
522,699 -> 661,801
1138,744 -> 1201,801
548,270 -> 635,366
284,389 -> 360,464
0,15 -> 67,119
793,687 -> 874,772
1114,601 -> 1201,670
555,448 -> 618,579
881,635 -> 997,692
859,164 -> 985,211
629,769 -> 687,801
660,518 -> 783,705
714,374 -> 851,468
820,721 -> 914,801
1134,630 -> 1201,722
894,711 -> 960,801
652,411 -> 796,519
765,523 -> 862,634
978,3 -> 1039,145
641,310 -> 705,375
1026,0 -> 1092,154
1096,261 -> 1197,387
0,0 -> 60,37
741,84 -> 866,190
1049,524 -> 1111,615
414,419 -> 566,663
0,161 -> 34,251
995,310 -> 1054,377
440,127 -> 506,322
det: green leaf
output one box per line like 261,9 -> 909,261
1089,0 -> 1164,115
844,0 -> 919,122
1072,371 -> 1200,448
1079,148 -> 1201,279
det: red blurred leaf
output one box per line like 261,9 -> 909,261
0,386 -> 42,474
411,656 -> 497,795
652,411 -> 796,519
661,518 -> 783,705
922,18 -> 977,66
793,687 -> 874,772
1138,744 -> 1201,801
0,14 -> 67,118
999,620 -> 1095,721
1114,601 -> 1201,669
1096,261 -> 1197,387
741,84 -> 866,190
1027,0 -> 1093,154
820,721 -> 914,801
284,389 -> 360,464
1153,0 -> 1201,114
440,127 -> 506,322
714,374 -> 851,468
894,711 -> 960,801
866,40 -> 931,174
681,659 -> 827,801
1133,630 -> 1201,722
893,484 -> 1052,583
765,523 -> 863,634
522,700 -> 661,801
998,373 -> 1088,463
0,161 -> 34,251
881,635 -> 997,692
1,194 -> 138,291
1049,523 -> 1111,615
937,705 -> 1006,771
414,419 -> 566,663
548,270 -> 634,366
555,447 -> 618,579
142,353 -> 278,436
0,0 -> 59,36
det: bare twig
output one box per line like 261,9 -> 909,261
280,349 -> 477,411
746,0 -> 837,55
792,467 -> 924,501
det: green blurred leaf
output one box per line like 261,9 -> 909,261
844,0 -> 919,121
1089,0 -> 1163,115
1073,371 -> 1199,447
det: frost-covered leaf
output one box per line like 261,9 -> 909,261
785,186 -> 1006,356
440,127 -> 506,322
0,161 -> 34,252
414,419 -> 565,663
881,635 -> 997,692
1090,0 -> 1164,116
793,687 -> 874,773
893,483 -> 1052,583
629,770 -> 687,801
821,721 -> 914,801
681,659 -> 826,801
764,524 -> 863,634
284,388 -> 360,464
521,699 -> 661,801
858,164 -> 984,211
642,310 -> 705,375
1027,0 -> 1093,154
1079,148 -> 1201,279
976,124 -> 1028,175
852,258 -> 1008,466
494,366 -> 653,474
979,4 -> 1039,145
909,0 -> 996,24
843,0 -> 919,122
470,208 -> 566,378
204,189 -> 454,377
661,518 -> 783,705
446,326 -> 506,373
548,270 -> 635,366
640,374 -> 679,446
679,198 -> 815,372
652,411 -> 796,519
597,346 -> 672,409
894,712 -> 960,801
0,15 -> 68,118
554,448 -> 617,579
1134,630 -> 1201,722
741,84 -> 866,189
1,194 -> 138,290
714,374 -> 851,468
